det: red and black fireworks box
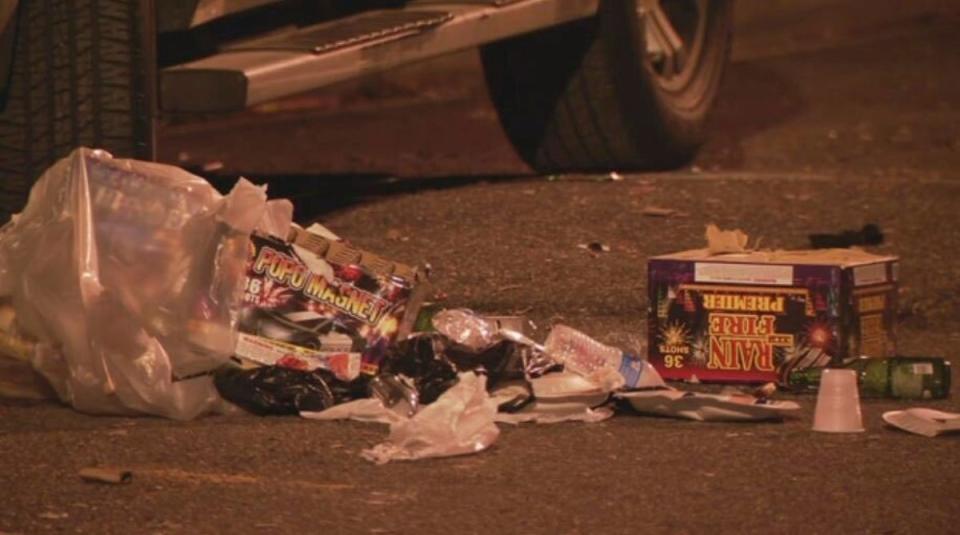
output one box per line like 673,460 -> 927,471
647,249 -> 899,383
235,227 -> 429,379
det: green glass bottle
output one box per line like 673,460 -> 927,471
786,356 -> 952,399
412,303 -> 441,334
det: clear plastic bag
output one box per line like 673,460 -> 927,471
0,148 -> 289,419
303,372 -> 500,464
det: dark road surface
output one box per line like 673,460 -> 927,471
3,2 -> 960,533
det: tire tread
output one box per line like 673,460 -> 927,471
0,0 -> 155,220
481,0 -> 733,173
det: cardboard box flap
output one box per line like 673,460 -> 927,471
652,248 -> 897,267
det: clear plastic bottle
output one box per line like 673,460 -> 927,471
544,325 -> 661,389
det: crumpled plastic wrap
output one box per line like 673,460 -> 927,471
615,388 -> 800,422
432,308 -> 500,351
0,148 -> 290,419
494,406 -> 613,424
302,372 -> 500,463
490,372 -> 614,424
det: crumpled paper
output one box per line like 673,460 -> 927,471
302,372 -> 499,463
705,224 -> 750,255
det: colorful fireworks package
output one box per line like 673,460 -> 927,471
647,248 -> 899,384
236,226 -> 429,380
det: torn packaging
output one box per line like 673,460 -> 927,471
0,149 -> 289,419
236,230 -> 429,378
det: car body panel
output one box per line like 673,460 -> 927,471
157,0 -> 281,32
161,0 -> 600,112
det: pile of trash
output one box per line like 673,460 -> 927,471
0,150 -> 952,464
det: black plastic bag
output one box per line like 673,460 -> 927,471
214,366 -> 363,415
381,335 -> 459,404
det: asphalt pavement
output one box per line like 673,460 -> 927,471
3,1 -> 960,533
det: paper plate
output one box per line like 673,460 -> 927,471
882,408 -> 960,437
530,372 -> 606,399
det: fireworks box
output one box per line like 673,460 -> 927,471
647,248 -> 899,383
236,227 -> 429,379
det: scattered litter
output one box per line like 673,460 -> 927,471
812,369 -> 864,433
0,314 -> 53,399
432,308 -> 500,352
201,160 -> 225,172
705,223 -> 750,255
882,408 -> 960,437
369,373 -> 420,417
808,223 -> 884,249
302,397 -> 398,425
0,149 -> 936,464
787,356 -> 951,400
363,372 -> 499,463
641,206 -> 678,217
38,511 -> 69,520
494,284 -> 524,294
544,325 -> 664,391
495,407 -> 612,424
79,467 -> 133,485
495,395 -> 613,424
214,365 -> 360,415
578,242 -> 611,254
754,382 -> 778,400
531,371 -> 603,397
304,372 -> 499,464
492,373 -> 613,424
616,387 -> 799,422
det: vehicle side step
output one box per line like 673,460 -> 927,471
224,10 -> 454,54
413,0 -> 526,6
161,0 -> 599,113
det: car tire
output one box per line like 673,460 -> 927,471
0,0 -> 156,221
481,0 -> 732,173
